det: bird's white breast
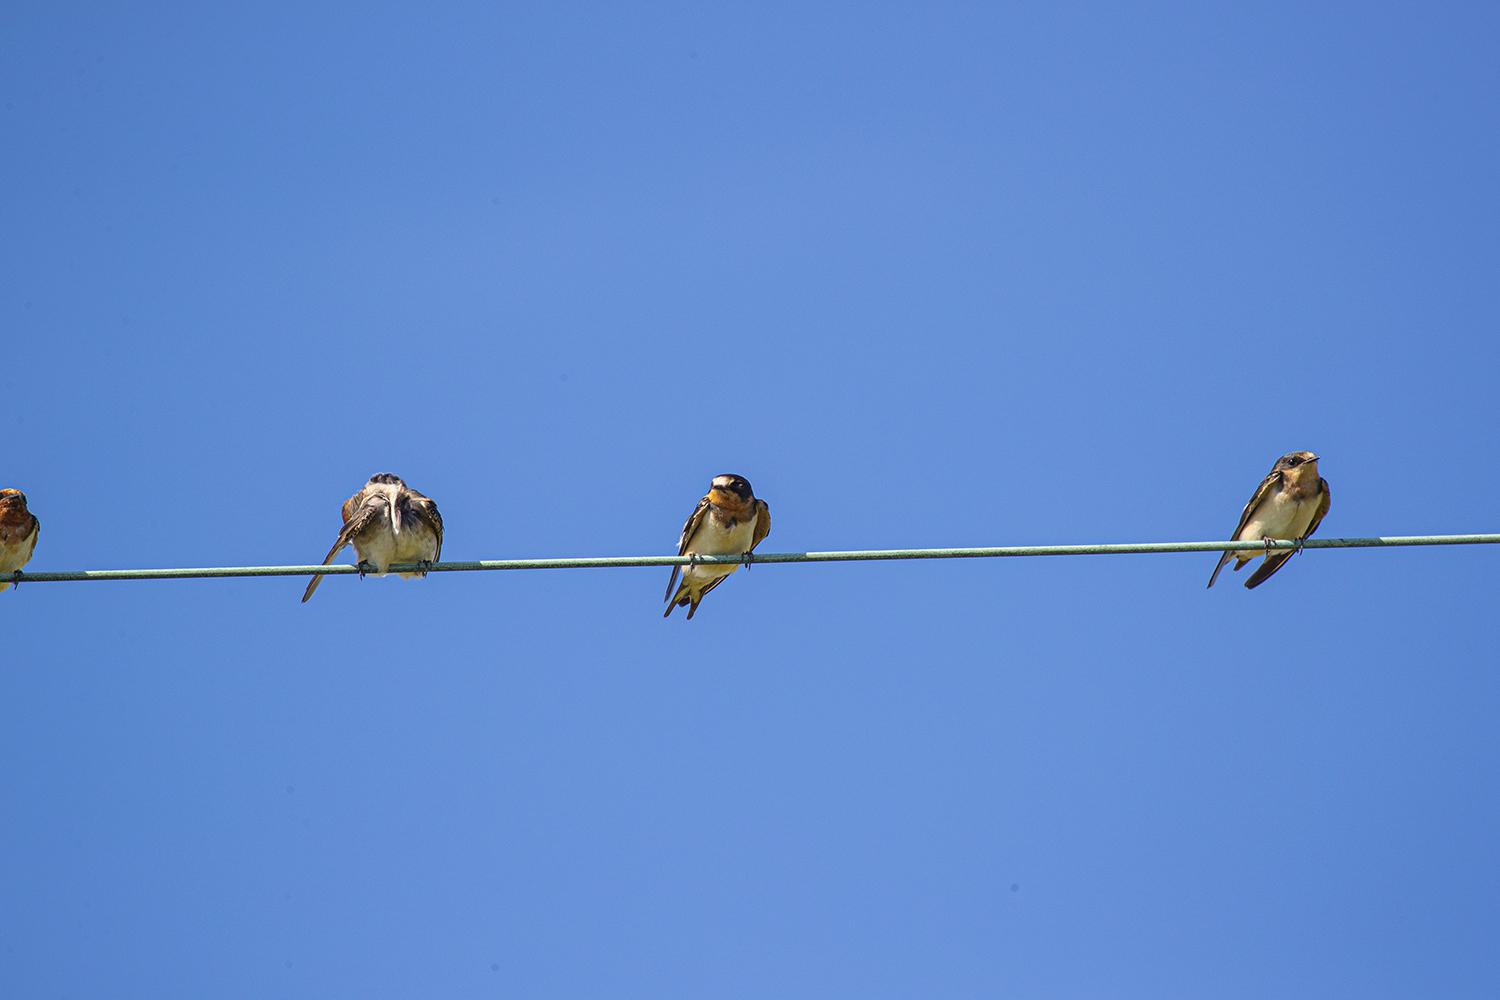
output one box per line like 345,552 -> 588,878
682,510 -> 757,585
0,528 -> 37,575
1240,488 -> 1318,542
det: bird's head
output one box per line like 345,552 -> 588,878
1273,451 -> 1321,484
708,474 -> 755,507
1274,451 -> 1319,471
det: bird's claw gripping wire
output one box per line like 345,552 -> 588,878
357,560 -> 374,579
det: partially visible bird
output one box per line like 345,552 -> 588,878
664,473 -> 771,620
0,489 -> 40,593
302,473 -> 444,603
1207,451 -> 1331,590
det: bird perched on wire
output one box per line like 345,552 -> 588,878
0,489 -> 40,593
664,473 -> 771,620
302,474 -> 444,603
1207,451 -> 1330,590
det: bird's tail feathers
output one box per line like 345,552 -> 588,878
664,581 -> 689,618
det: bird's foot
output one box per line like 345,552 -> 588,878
1293,537 -> 1307,554
8,571 -> 19,591
1261,536 -> 1276,554
741,550 -> 755,570
687,553 -> 701,568
417,559 -> 433,578
357,560 -> 374,579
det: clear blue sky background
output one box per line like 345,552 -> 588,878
4,3 -> 1498,997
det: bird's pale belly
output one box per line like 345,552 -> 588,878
353,530 -> 399,575
0,531 -> 36,583
0,537 -> 33,573
683,516 -> 756,585
1240,492 -> 1316,542
392,525 -> 440,578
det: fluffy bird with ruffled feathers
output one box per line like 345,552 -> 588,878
302,474 -> 444,603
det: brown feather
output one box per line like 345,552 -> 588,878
1206,470 -> 1283,589
302,486 -> 387,603
403,490 -> 445,564
750,499 -> 771,551
664,495 -> 712,604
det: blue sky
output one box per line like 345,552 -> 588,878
4,2 -> 1499,996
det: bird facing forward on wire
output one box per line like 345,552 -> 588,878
0,489 -> 40,593
664,473 -> 771,620
1207,451 -> 1330,590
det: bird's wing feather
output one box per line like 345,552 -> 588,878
1207,471 -> 1280,588
1206,550 -> 1233,588
664,494 -> 711,603
405,489 -> 444,562
750,499 -> 771,551
1304,479 -> 1331,540
1231,470 -> 1282,541
332,491 -> 385,555
1243,548 -> 1292,589
302,489 -> 382,603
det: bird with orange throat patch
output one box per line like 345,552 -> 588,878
1207,451 -> 1331,590
0,489 -> 41,593
302,474 -> 444,602
664,473 -> 771,620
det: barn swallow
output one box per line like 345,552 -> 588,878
0,489 -> 40,593
302,473 -> 444,603
1207,451 -> 1331,590
664,473 -> 771,620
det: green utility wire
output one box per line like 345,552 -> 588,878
7,534 -> 1498,584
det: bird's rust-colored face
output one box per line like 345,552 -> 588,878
0,490 -> 31,532
708,474 -> 754,506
